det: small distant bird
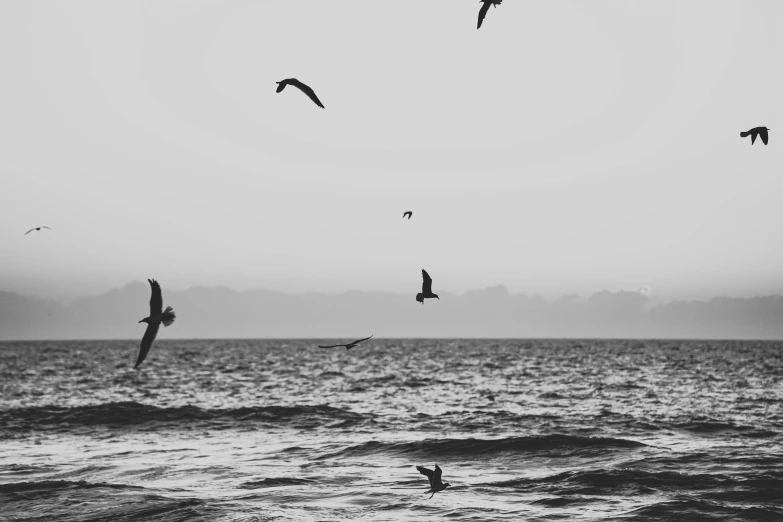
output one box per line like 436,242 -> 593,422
319,335 -> 373,350
24,226 -> 51,235
477,0 -> 502,30
740,126 -> 769,145
402,211 -> 412,219
416,464 -> 451,499
135,279 -> 176,369
276,78 -> 325,108
416,269 -> 440,304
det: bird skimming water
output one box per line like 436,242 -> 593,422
477,0 -> 502,30
740,127 -> 769,145
135,279 -> 176,369
416,269 -> 440,304
24,226 -> 51,235
402,211 -> 412,219
318,335 -> 373,350
276,78 -> 325,108
416,464 -> 451,499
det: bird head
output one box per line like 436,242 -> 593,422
139,317 -> 150,324
416,293 -> 424,304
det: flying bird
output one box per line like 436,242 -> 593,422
402,211 -> 412,219
135,279 -> 176,369
416,269 -> 440,304
740,126 -> 769,145
319,335 -> 373,350
24,226 -> 51,235
416,464 -> 451,499
477,0 -> 502,30
275,78 -> 325,108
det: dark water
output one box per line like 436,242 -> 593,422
1,339 -> 782,521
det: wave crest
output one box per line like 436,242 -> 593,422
0,402 -> 367,434
319,434 -> 645,459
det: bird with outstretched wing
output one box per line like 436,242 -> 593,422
416,269 -> 440,304
740,126 -> 769,145
24,226 -> 51,235
319,335 -> 373,350
477,0 -> 502,30
135,279 -> 176,369
416,464 -> 451,498
276,78 -> 325,108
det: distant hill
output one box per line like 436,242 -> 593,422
1,282 -> 783,340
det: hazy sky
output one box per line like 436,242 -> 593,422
1,0 -> 782,302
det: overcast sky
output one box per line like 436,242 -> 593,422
1,0 -> 781,302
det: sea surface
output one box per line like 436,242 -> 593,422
1,339 -> 782,521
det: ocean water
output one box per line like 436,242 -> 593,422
1,339 -> 782,521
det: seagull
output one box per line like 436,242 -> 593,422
135,279 -> 176,369
276,78 -> 325,108
319,335 -> 373,350
24,226 -> 51,235
740,126 -> 769,145
416,269 -> 440,304
402,211 -> 412,219
477,0 -> 502,30
416,464 -> 451,499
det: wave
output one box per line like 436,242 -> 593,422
318,434 -> 645,460
0,401 -> 368,434
238,477 -> 314,489
0,480 -> 144,493
486,468 -> 783,504
626,499 -> 783,521
0,480 -> 210,522
489,469 -> 726,492
670,418 -> 777,437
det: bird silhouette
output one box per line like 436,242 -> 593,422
24,226 -> 51,235
276,78 -> 325,108
477,0 -> 502,30
416,464 -> 451,499
402,211 -> 413,219
740,127 -> 769,145
135,279 -> 176,369
318,335 -> 373,350
416,269 -> 440,304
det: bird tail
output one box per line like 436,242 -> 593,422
740,131 -> 750,137
161,306 -> 176,327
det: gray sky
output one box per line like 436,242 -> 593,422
1,0 -> 781,302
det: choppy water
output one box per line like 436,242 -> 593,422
1,339 -> 782,521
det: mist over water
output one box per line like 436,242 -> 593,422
1,339 -> 782,521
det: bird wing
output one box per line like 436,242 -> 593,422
416,466 -> 435,488
319,344 -> 347,349
751,132 -> 757,144
352,335 -> 373,345
41,226 -> 51,230
403,211 -> 412,219
24,228 -> 35,235
422,269 -> 433,294
148,279 -> 163,316
291,79 -> 325,109
433,465 -> 444,487
761,128 -> 769,145
477,1 -> 491,29
134,323 -> 160,369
